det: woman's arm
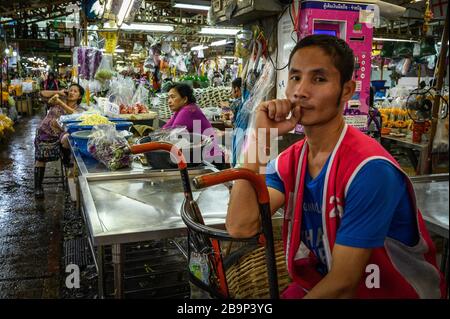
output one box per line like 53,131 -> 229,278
41,90 -> 66,98
48,95 -> 75,114
55,99 -> 76,114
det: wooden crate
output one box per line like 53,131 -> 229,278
16,96 -> 33,116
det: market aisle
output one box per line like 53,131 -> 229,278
0,112 -> 65,298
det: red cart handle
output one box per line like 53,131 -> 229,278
129,141 -> 187,170
193,168 -> 270,205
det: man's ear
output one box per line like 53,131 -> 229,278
341,80 -> 356,103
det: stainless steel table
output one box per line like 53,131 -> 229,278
69,140 -> 283,298
381,135 -> 429,175
78,168 -> 233,298
411,173 -> 449,290
411,174 -> 449,239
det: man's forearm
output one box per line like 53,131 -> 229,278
226,132 -> 273,237
303,272 -> 358,299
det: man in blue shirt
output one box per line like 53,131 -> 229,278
225,35 -> 443,298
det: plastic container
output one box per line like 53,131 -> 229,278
66,121 -> 133,134
70,130 -> 95,158
371,80 -> 387,92
138,133 -> 210,169
71,129 -> 132,158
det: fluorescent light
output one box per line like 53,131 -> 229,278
191,45 -> 209,51
120,23 -> 174,32
210,39 -> 233,47
117,0 -> 135,26
220,56 -> 237,59
373,37 -> 419,43
200,27 -> 241,35
173,3 -> 210,10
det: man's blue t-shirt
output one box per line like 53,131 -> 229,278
265,157 -> 419,275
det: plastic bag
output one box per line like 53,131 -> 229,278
235,30 -> 253,59
95,54 -> 114,83
432,95 -> 449,152
189,252 -> 212,299
87,125 -> 132,170
130,82 -> 150,113
107,76 -> 135,109
76,47 -> 102,80
202,107 -> 222,121
232,61 -> 276,167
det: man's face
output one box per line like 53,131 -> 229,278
231,87 -> 241,99
285,46 -> 354,127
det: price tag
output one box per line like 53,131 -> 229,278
104,101 -> 120,115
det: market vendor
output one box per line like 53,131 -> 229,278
226,35 -> 446,299
34,83 -> 85,199
229,77 -> 243,123
163,83 -> 223,165
43,71 -> 59,91
230,77 -> 251,167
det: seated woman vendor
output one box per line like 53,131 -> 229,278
162,83 -> 223,166
163,83 -> 212,133
34,83 -> 85,199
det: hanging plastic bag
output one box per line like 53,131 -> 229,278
76,47 -> 102,80
235,30 -> 253,59
175,55 -> 188,73
232,61 -> 276,167
87,124 -> 132,170
95,54 -> 114,83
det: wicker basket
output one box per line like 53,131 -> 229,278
225,241 -> 291,299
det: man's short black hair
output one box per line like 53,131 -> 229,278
231,77 -> 242,90
288,35 -> 355,86
168,82 -> 196,104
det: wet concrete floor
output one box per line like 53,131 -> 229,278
0,112 -> 65,298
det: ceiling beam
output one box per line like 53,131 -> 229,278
0,0 -> 79,18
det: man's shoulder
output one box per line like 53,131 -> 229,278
342,126 -> 392,159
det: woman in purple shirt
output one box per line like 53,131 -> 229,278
162,83 -> 225,167
163,83 -> 212,133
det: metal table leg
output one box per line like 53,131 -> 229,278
112,244 -> 124,299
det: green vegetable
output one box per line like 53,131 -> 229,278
95,69 -> 114,82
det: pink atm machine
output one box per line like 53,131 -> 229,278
297,0 -> 375,131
